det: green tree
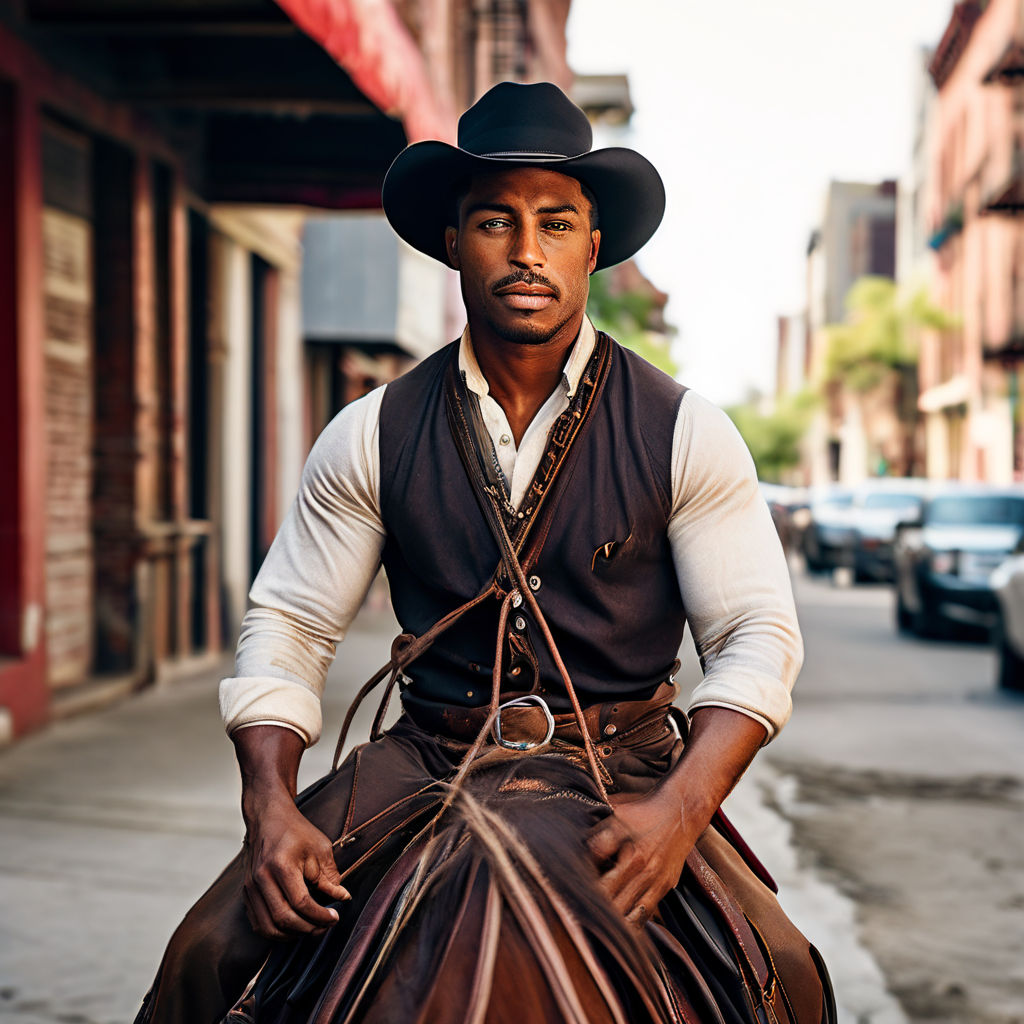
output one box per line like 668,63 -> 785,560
725,390 -> 818,483
825,276 -> 954,392
824,276 -> 955,475
587,270 -> 678,376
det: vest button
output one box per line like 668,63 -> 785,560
511,591 -> 523,608
528,575 -> 541,591
604,724 -> 617,736
514,616 -> 527,631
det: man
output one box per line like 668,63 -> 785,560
136,82 -> 826,1023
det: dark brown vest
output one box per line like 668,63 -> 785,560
378,337 -> 687,711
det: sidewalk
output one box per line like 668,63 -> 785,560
0,613 -> 899,1024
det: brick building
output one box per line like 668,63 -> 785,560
920,0 -> 1024,482
803,180 -> 899,484
0,0 -> 454,740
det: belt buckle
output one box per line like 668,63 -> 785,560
491,694 -> 555,751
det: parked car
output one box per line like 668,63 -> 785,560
991,548 -> 1024,692
847,479 -> 930,582
799,485 -> 855,573
894,485 -> 1024,638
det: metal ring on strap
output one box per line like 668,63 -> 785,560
492,694 -> 555,751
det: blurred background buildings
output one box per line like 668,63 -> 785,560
773,0 -> 1023,491
0,0 -> 1021,742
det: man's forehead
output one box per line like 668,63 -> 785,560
461,167 -> 586,206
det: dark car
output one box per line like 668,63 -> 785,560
848,479 -> 930,582
799,485 -> 855,574
894,485 -> 1024,638
991,549 -> 1024,692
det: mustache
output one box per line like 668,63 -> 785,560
491,271 -> 559,298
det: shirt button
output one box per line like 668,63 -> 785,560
499,433 -> 511,446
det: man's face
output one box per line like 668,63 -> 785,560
445,168 -> 601,347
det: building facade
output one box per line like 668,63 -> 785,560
0,0 -> 454,740
804,181 -> 899,484
920,0 -> 1024,483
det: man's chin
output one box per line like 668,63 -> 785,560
487,314 -> 563,347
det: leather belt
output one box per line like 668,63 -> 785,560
400,680 -> 680,750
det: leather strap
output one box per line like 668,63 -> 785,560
443,335 -> 615,800
333,333 -> 613,772
445,331 -> 612,578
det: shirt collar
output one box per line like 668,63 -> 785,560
458,316 -> 596,400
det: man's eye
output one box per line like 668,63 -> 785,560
546,221 -> 571,232
480,218 -> 509,229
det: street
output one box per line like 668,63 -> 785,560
0,570 -> 1022,1023
759,571 -> 1024,1024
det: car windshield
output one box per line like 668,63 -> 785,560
863,493 -> 921,510
927,495 -> 1024,527
813,492 -> 853,510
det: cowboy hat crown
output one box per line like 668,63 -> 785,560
382,81 -> 665,271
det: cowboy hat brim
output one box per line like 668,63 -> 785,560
381,142 -> 665,272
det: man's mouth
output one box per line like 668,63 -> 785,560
493,275 -> 558,311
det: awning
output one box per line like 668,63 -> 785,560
918,375 -> 971,413
982,38 -> 1024,85
21,0 -> 434,208
274,0 -> 456,143
982,165 -> 1024,214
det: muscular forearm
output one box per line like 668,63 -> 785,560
660,705 -> 767,836
233,724 -> 306,825
232,724 -> 350,938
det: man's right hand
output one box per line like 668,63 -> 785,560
233,724 -> 351,940
241,797 -> 351,939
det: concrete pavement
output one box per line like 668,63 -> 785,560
0,603 -> 896,1024
763,571 -> 1024,1024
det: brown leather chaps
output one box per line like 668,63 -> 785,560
133,687 -> 834,1024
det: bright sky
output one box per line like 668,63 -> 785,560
567,0 -> 954,406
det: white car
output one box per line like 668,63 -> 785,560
991,551 -> 1024,691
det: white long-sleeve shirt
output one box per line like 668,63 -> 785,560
220,318 -> 803,746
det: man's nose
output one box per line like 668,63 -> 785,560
509,223 -> 545,268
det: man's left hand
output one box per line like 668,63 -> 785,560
586,706 -> 768,928
587,786 -> 697,928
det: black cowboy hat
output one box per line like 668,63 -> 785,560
382,81 -> 665,272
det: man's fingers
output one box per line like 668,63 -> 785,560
626,899 -> 653,930
275,864 -> 342,929
589,820 -> 632,868
598,849 -> 642,904
309,852 -> 351,903
244,880 -> 294,940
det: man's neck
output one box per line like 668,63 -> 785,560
468,312 -> 585,445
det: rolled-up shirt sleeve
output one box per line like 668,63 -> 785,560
668,391 -> 803,740
218,386 -> 387,746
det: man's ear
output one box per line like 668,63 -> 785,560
445,226 -> 460,270
588,229 -> 602,274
